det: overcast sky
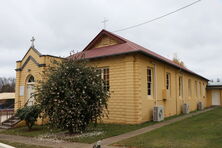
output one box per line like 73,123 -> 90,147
0,0 -> 221,80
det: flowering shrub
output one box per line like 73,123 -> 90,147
35,57 -> 109,133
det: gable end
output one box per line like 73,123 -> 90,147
15,56 -> 46,71
83,30 -> 126,51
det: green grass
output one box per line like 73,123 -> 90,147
0,125 -> 60,137
0,139 -> 50,148
0,122 -> 155,144
114,107 -> 222,148
0,109 -> 205,144
67,122 -> 155,143
68,113 -> 188,143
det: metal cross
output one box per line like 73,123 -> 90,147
30,36 -> 35,48
102,17 -> 108,29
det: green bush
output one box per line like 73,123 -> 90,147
16,105 -> 41,130
35,57 -> 109,134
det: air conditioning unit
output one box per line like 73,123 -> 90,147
153,106 -> 164,121
197,102 -> 204,110
182,103 -> 189,114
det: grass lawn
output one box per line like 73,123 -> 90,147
0,125 -> 61,137
0,122 -> 155,144
113,107 -> 222,148
0,109 -> 205,144
0,139 -> 50,148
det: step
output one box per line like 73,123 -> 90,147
8,119 -> 20,123
0,125 -> 11,129
6,119 -> 20,122
13,117 -> 20,120
2,122 -> 13,126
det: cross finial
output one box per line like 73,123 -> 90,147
30,36 -> 35,48
102,17 -> 108,29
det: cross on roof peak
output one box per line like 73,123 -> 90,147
102,18 -> 108,29
30,36 -> 35,48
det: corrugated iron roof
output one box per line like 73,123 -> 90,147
208,80 -> 222,86
69,29 -> 208,81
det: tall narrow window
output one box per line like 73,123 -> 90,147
195,81 -> 198,97
188,79 -> 192,97
199,82 -> 202,98
97,67 -> 110,91
166,73 -> 170,90
147,68 -> 153,96
179,76 -> 183,97
203,83 -> 206,97
103,68 -> 110,92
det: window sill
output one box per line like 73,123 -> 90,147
147,96 -> 154,100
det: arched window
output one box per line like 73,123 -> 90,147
27,75 -> 35,83
26,75 -> 35,106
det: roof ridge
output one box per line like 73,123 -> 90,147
70,30 -> 208,81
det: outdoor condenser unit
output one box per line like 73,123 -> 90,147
153,106 -> 164,121
182,103 -> 190,114
197,102 -> 204,110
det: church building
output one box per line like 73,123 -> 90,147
15,30 -> 214,124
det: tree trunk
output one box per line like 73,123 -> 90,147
26,121 -> 32,130
68,128 -> 74,134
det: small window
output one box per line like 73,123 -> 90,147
166,73 -> 170,91
199,82 -> 202,98
103,68 -> 109,92
147,68 -> 153,96
195,81 -> 198,97
188,79 -> 192,97
179,76 -> 183,97
97,68 -> 110,92
203,83 -> 206,97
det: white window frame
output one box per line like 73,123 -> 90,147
195,81 -> 198,97
203,83 -> 206,97
179,76 -> 183,97
166,73 -> 171,94
199,82 -> 202,98
188,79 -> 192,97
147,68 -> 153,96
98,67 -> 110,92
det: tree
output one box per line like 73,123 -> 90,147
172,53 -> 186,67
35,57 -> 109,134
0,77 -> 15,92
16,105 -> 41,130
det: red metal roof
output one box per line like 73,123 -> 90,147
69,30 -> 208,81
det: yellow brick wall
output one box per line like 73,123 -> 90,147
135,54 -> 208,123
90,53 -> 208,124
206,89 -> 212,107
15,48 -> 61,111
89,55 -> 141,124
15,47 -> 210,125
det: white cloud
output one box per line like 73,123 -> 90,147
0,0 -> 222,80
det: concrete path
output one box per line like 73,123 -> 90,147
0,107 -> 215,148
100,107 -> 215,146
